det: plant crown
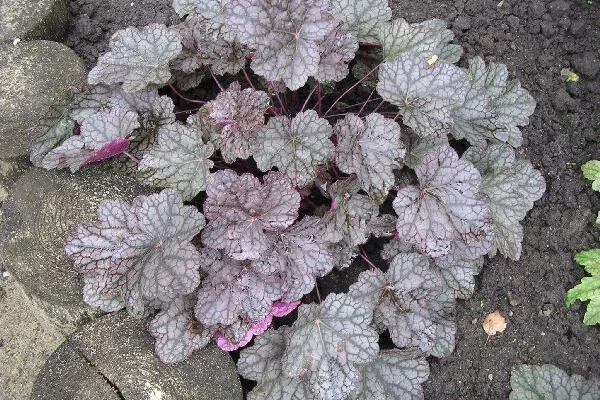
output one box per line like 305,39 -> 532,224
32,0 -> 547,398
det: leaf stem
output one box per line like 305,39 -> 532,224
323,61 -> 383,117
209,68 -> 225,91
300,84 -> 318,113
167,83 -> 207,104
122,151 -> 140,164
358,246 -> 378,270
242,68 -> 256,90
358,88 -> 376,116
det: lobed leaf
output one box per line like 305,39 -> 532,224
510,364 -> 600,400
393,146 -> 494,260
281,293 -> 379,387
255,110 -> 334,187
149,297 -> 212,364
42,106 -> 140,172
377,52 -> 470,137
195,249 -> 283,327
66,189 -> 205,317
170,16 -> 249,76
452,57 -> 536,147
350,349 -> 430,400
320,177 -> 379,247
201,170 -> 300,260
88,24 -> 182,92
254,217 -> 333,302
316,29 -> 359,83
334,113 -> 405,202
330,0 -> 391,43
138,121 -> 215,200
379,18 -> 462,63
206,82 -> 271,163
348,253 -> 456,356
226,0 -> 337,90
239,328 -> 316,400
463,143 -> 545,260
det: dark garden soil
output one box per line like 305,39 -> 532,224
64,0 -> 600,399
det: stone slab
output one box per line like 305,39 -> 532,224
0,0 -> 69,42
31,341 -> 121,400
0,274 -> 65,400
67,312 -> 243,400
0,40 -> 86,159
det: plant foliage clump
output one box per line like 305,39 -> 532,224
33,0 -> 547,397
566,160 -> 600,326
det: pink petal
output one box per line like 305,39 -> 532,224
82,137 -> 130,166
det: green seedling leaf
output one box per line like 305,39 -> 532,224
582,160 -> 600,191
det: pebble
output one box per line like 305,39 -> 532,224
507,291 -> 522,306
540,303 -> 555,317
548,0 -> 570,17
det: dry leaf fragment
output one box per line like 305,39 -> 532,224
483,310 -> 507,339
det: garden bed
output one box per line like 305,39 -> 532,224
1,0 -> 598,399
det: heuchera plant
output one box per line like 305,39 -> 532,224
32,0 -> 547,398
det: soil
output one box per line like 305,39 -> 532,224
62,0 -> 600,399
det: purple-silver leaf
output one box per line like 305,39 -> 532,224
171,16 -> 249,76
379,18 -> 463,63
393,145 -> 494,260
226,0 -> 337,90
350,349 -> 430,400
195,249 -> 283,327
239,328 -> 316,400
463,143 -> 545,260
452,57 -> 536,148
206,82 -> 270,163
330,0 -> 391,43
334,113 -> 405,202
88,24 -> 182,92
253,217 -> 333,302
255,110 -> 334,187
42,107 -> 140,172
201,170 -> 300,260
66,189 -> 205,317
281,293 -> 379,386
149,297 -> 212,364
316,29 -> 359,83
348,252 -> 456,357
377,52 -> 470,137
320,177 -> 379,247
138,121 -> 215,200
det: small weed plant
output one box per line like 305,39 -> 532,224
32,0 -> 546,398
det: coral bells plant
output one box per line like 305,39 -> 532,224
32,0 -> 546,398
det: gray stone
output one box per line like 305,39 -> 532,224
31,341 -> 121,400
0,167 -> 149,331
68,312 -> 243,400
0,0 -> 69,42
0,41 -> 86,159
